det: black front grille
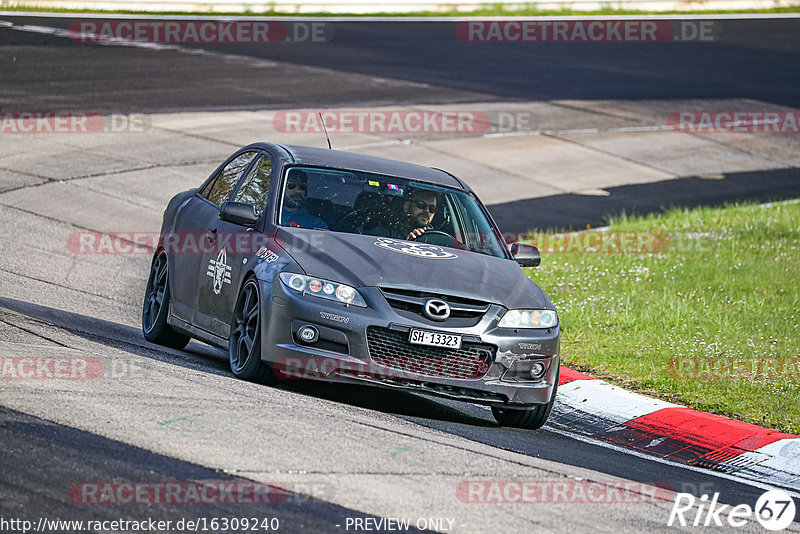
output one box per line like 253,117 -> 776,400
366,326 -> 495,380
379,287 -> 491,319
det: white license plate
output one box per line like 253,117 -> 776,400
408,329 -> 462,349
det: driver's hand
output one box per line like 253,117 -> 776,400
407,228 -> 426,240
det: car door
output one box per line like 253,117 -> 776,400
195,151 -> 273,338
168,193 -> 217,324
187,151 -> 258,335
167,154 -> 257,322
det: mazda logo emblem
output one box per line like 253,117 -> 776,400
424,299 -> 451,321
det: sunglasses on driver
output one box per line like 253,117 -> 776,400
411,200 -> 437,213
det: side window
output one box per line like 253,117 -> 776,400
202,152 -> 256,206
198,177 -> 214,198
233,154 -> 272,214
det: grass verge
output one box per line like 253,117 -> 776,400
525,200 -> 800,434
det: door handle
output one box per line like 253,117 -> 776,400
205,228 -> 218,242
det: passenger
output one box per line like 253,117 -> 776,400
280,170 -> 328,229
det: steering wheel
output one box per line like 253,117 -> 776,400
335,208 -> 367,232
414,230 -> 454,246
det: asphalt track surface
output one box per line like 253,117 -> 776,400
3,16 -> 800,111
0,296 -> 786,525
1,13 -> 800,533
491,167 -> 800,229
0,406 -> 392,532
3,15 -> 800,228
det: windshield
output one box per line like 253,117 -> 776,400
278,166 -> 508,258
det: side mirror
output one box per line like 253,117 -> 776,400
220,201 -> 259,226
510,243 -> 541,267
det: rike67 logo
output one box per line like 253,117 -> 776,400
668,489 -> 797,531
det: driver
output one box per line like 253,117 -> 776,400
370,188 -> 439,241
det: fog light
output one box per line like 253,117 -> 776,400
298,325 -> 319,344
500,358 -> 549,383
529,361 -> 546,380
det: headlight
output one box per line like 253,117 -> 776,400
498,309 -> 558,328
279,273 -> 367,307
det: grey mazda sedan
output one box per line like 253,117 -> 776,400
142,143 -> 560,429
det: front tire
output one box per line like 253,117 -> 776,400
229,277 -> 273,382
492,367 -> 559,430
142,252 -> 190,350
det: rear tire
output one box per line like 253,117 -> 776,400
142,252 -> 191,350
229,277 -> 274,382
492,366 -> 559,430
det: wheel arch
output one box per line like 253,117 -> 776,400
236,268 -> 259,296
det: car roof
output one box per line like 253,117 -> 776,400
265,143 -> 466,189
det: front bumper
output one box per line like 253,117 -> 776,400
260,282 -> 560,408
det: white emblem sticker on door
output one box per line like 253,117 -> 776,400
206,248 -> 232,294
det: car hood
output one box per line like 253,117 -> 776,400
275,228 -> 548,308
